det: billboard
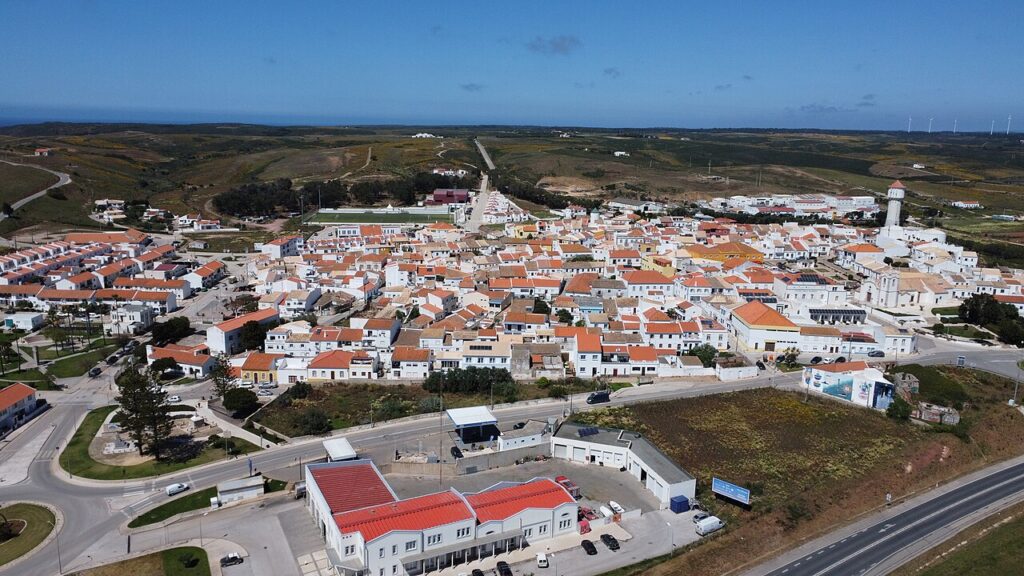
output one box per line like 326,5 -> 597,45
712,477 -> 751,505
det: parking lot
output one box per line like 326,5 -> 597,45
386,457 -> 661,513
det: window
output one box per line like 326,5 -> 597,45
405,541 -> 416,551
392,545 -> 397,555
344,546 -> 355,556
559,519 -> 572,529
539,524 -> 548,534
456,527 -> 471,538
379,548 -> 385,558
427,534 -> 442,546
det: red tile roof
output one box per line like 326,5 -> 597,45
215,308 -> 278,333
309,463 -> 396,514
334,490 -> 473,543
0,382 -> 35,411
465,479 -> 575,522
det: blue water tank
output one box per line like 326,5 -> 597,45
669,495 -> 689,513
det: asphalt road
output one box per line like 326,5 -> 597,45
0,159 -> 72,221
474,138 -> 496,170
2,335 -> 1021,575
757,461 -> 1024,576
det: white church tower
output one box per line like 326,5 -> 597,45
884,180 -> 906,229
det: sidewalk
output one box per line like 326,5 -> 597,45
194,403 -> 265,447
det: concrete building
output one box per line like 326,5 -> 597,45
551,422 -> 696,508
206,308 -> 280,355
884,180 -> 905,230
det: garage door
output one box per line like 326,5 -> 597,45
554,444 -> 567,458
572,447 -> 586,462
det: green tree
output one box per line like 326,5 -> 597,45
688,343 -> 718,368
996,318 -> 1024,347
886,396 -> 912,421
210,354 -> 233,399
0,341 -> 12,376
239,321 -> 268,351
1,203 -> 13,217
297,407 -> 332,435
149,357 -> 180,374
780,347 -> 801,365
115,367 -> 172,459
556,309 -> 574,324
532,299 -> 551,315
151,317 -> 192,344
223,388 -> 260,418
932,323 -> 946,334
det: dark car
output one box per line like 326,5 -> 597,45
834,356 -> 847,363
581,539 -> 598,555
106,355 -> 119,365
868,350 -> 885,358
219,553 -> 243,567
496,561 -> 513,576
450,446 -> 463,459
755,360 -> 766,371
586,390 -> 610,404
88,367 -> 102,378
809,356 -> 822,365
471,570 -> 486,576
513,421 -> 526,430
600,533 -> 620,551
973,338 -> 995,346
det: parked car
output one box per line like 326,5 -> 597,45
496,561 -> 513,576
821,357 -> 834,364
695,515 -> 725,536
692,511 -> 710,524
106,355 -> 119,365
512,421 -> 526,430
834,356 -> 847,363
165,482 -> 189,496
236,381 -> 255,389
581,539 -> 598,555
608,501 -> 625,514
88,367 -> 102,377
586,390 -> 610,404
450,446 -> 463,459
809,356 -> 822,365
868,350 -> 885,358
257,389 -> 274,397
161,369 -> 185,380
755,360 -> 766,371
258,382 -> 278,389
219,553 -> 243,567
471,570 -> 485,576
536,552 -> 549,568
167,395 -> 181,403
600,533 -> 620,551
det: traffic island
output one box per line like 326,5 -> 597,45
0,502 -> 56,568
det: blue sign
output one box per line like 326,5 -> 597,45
712,477 -> 751,505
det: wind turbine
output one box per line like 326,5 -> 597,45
953,119 -> 958,134
907,116 -> 913,133
991,120 -> 995,136
928,117 -> 934,133
1008,114 -> 1013,135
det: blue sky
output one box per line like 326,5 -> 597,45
1,1 -> 1021,130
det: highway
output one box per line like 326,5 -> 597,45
1,335 -> 1021,575
749,459 -> 1024,576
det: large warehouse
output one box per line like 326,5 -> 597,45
551,422 -> 696,508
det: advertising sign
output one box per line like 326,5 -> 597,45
821,375 -> 854,401
712,477 -> 751,505
872,381 -> 896,411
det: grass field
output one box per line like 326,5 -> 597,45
932,306 -> 961,315
128,487 -> 217,528
62,406 -> 261,480
0,503 -> 55,567
70,546 -> 210,576
892,500 -> 1024,576
310,211 -> 453,224
940,324 -> 992,340
0,163 -> 58,204
48,345 -> 116,378
575,368 -> 1024,576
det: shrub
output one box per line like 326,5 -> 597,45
296,407 -> 332,435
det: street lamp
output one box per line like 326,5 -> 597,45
666,521 -> 675,555
199,512 -> 208,547
45,519 -> 62,574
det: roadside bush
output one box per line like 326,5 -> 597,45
886,396 -> 912,421
548,385 -> 568,399
295,407 -> 332,436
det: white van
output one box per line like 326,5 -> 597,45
695,515 -> 725,536
536,553 -> 548,568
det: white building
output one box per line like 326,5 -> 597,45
552,422 -> 696,508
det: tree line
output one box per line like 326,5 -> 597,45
213,172 -> 478,217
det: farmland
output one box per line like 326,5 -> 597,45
573,369 -> 1024,576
